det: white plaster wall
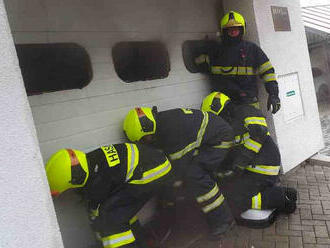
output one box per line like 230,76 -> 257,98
223,0 -> 324,172
0,0 -> 63,247
4,0 -> 223,247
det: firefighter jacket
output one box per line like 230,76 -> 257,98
196,40 -> 279,102
154,108 -> 233,166
230,105 -> 281,176
83,143 -> 171,207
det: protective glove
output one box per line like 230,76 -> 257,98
214,170 -> 235,181
267,94 -> 281,114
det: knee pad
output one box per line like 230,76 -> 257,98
236,209 -> 277,229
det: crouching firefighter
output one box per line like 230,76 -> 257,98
201,92 -> 297,227
45,143 -> 172,248
123,107 -> 235,238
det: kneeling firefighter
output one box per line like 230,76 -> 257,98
46,143 -> 172,248
201,92 -> 297,226
123,107 -> 235,238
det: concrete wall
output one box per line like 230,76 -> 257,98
3,0 -> 223,247
0,0 -> 63,247
223,0 -> 324,172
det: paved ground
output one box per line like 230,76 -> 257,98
319,101 -> 330,156
162,162 -> 330,248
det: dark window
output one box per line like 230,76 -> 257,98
15,43 -> 93,95
112,41 -> 170,83
182,40 -> 217,73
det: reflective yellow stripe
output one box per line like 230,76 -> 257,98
244,138 -> 262,153
252,193 -> 262,209
237,67 -> 255,75
258,61 -> 273,74
235,132 -> 250,144
195,54 -> 210,65
212,141 -> 234,149
102,230 -> 135,248
263,73 -> 276,82
169,112 -> 209,160
125,143 -> 139,181
244,117 -> 267,128
101,145 -> 120,167
129,216 -> 138,225
211,66 -> 256,75
129,159 -> 171,184
196,183 -> 219,203
202,194 -> 225,213
246,165 -> 280,175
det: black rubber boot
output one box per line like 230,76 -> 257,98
206,202 -> 235,240
282,187 -> 297,214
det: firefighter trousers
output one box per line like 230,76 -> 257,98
221,171 -> 287,218
94,179 -> 168,248
185,147 -> 233,231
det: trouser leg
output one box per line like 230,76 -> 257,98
221,172 -> 279,217
95,185 -> 151,248
186,159 -> 233,236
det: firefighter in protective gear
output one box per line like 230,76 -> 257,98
195,11 -> 281,113
201,92 -> 297,219
123,107 -> 235,238
46,143 -> 172,248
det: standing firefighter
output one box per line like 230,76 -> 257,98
45,143 -> 172,248
195,11 -> 280,113
123,107 -> 234,238
201,92 -> 297,221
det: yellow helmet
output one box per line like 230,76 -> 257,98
201,92 -> 231,115
220,11 -> 246,34
45,148 -> 89,196
123,107 -> 156,142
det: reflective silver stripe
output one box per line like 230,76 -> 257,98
235,132 -> 250,144
263,73 -> 276,82
246,165 -> 280,175
169,112 -> 209,160
244,138 -> 262,153
102,230 -> 135,248
244,117 -> 267,127
237,66 -> 255,75
213,141 -> 234,149
196,184 -> 219,203
202,194 -> 225,213
258,61 -> 273,74
211,66 -> 256,75
125,144 -> 139,182
129,160 -> 171,184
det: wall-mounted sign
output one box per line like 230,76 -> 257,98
278,72 -> 304,123
271,6 -> 291,32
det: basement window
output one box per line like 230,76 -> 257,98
112,41 -> 170,83
15,43 -> 93,95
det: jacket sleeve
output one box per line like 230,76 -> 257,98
255,44 -> 279,96
242,108 -> 269,155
